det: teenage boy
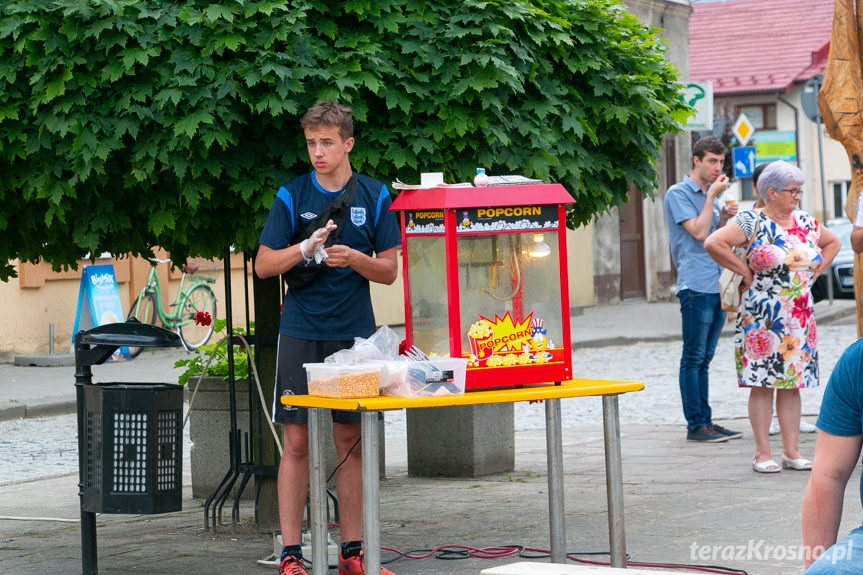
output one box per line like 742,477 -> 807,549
256,100 -> 401,575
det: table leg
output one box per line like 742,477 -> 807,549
601,394 -> 627,567
361,411 -> 381,575
544,397 -> 567,563
308,408 -> 328,575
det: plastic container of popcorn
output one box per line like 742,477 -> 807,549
304,363 -> 381,398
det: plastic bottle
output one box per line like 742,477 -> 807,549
473,168 -> 489,187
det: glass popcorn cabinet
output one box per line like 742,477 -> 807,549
390,184 -> 573,389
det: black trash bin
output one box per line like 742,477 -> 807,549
82,381 -> 183,514
75,319 -> 183,575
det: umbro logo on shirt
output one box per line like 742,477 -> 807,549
300,212 -> 317,220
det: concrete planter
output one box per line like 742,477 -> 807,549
185,376 -> 387,500
407,403 -> 514,477
185,376 -> 254,500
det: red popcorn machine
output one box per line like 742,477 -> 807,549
389,182 -> 574,390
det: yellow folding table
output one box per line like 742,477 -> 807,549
282,378 -> 643,574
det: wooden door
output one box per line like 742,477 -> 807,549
619,185 -> 646,301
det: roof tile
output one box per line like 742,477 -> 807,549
689,0 -> 834,95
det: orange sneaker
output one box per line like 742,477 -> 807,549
338,549 -> 395,575
277,554 -> 308,575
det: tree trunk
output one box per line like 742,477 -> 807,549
251,257 -> 281,530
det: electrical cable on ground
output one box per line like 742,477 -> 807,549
332,540 -> 749,574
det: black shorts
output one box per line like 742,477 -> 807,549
272,334 -> 360,425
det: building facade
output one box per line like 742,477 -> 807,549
688,0 -> 851,222
592,0 -> 692,304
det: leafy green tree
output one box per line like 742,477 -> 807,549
0,0 -> 687,280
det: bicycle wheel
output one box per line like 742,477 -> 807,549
127,292 -> 157,358
177,284 -> 217,351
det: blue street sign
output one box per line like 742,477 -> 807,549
733,146 -> 756,178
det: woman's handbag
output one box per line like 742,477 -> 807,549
719,268 -> 744,313
718,213 -> 760,313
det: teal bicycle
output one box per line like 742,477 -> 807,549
127,257 -> 218,357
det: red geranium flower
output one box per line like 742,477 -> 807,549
194,311 -> 212,327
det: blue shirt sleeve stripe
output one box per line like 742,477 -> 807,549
276,186 -> 295,237
374,184 -> 388,228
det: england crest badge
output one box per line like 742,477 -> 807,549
350,207 -> 366,226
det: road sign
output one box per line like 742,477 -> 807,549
733,147 -> 756,178
732,113 -> 755,146
801,75 -> 823,123
682,81 -> 713,131
752,131 -> 797,162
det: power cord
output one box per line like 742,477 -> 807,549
326,435 -> 361,484
182,332 -> 283,456
372,543 -> 748,574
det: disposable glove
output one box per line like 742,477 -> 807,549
300,220 -> 337,264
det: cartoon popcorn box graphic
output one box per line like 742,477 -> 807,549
468,319 -> 495,361
530,317 -> 548,351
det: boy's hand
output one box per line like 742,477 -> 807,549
300,220 -> 337,262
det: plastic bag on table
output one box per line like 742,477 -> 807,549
325,325 -> 401,364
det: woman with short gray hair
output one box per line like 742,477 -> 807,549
704,161 -> 840,474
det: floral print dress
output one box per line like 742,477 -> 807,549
732,210 -> 822,389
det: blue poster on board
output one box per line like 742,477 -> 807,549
71,264 -> 130,359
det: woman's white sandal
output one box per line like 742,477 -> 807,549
752,457 -> 781,473
781,455 -> 812,471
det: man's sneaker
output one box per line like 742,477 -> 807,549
686,425 -> 729,443
338,549 -> 396,575
278,555 -> 308,575
712,424 -> 743,440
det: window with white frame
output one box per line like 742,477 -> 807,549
831,180 -> 851,221
738,104 -> 777,131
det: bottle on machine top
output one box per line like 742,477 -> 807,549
473,168 -> 489,187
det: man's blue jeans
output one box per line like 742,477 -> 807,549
678,289 -> 725,431
805,524 -> 863,574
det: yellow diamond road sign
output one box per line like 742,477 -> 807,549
732,113 -> 755,146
